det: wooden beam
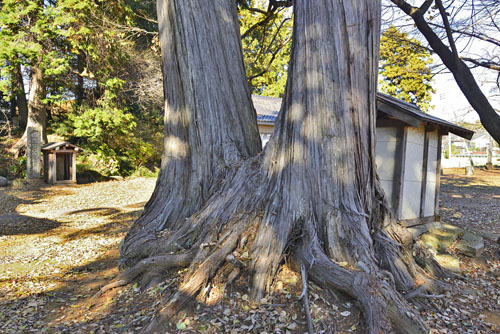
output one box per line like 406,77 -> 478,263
377,102 -> 422,128
376,118 -> 407,128
391,126 -> 407,218
402,215 -> 438,227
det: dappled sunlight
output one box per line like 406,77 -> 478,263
440,167 -> 500,233
0,178 -> 156,332
164,103 -> 191,127
288,101 -> 304,123
164,135 -> 189,159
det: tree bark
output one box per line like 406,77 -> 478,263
10,64 -> 47,156
119,0 -> 262,267
13,62 -> 28,131
391,0 -> 500,145
118,1 -> 437,333
76,53 -> 84,106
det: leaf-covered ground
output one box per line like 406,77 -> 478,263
0,169 -> 499,333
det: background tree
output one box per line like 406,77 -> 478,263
388,0 -> 500,144
0,0 -> 163,175
0,0 -> 94,152
379,25 -> 435,111
111,0 -> 445,333
238,0 -> 292,97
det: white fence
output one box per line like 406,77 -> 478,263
442,155 -> 499,168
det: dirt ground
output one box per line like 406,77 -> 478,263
0,169 -> 499,333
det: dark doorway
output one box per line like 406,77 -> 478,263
56,153 -> 72,181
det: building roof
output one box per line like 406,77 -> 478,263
252,93 -> 474,140
376,93 -> 474,140
252,95 -> 282,116
41,141 -> 82,152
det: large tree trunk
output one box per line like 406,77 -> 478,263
115,1 -> 439,333
10,64 -> 48,156
119,0 -> 262,268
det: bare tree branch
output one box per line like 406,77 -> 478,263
461,57 -> 500,71
435,0 -> 459,58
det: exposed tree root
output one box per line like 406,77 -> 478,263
296,222 -> 428,334
98,251 -> 195,296
299,263 -> 314,334
9,134 -> 26,158
142,222 -> 246,333
112,158 -> 450,334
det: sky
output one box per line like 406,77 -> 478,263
381,0 -> 500,126
430,67 -> 499,124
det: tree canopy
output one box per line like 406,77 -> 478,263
379,26 -> 435,111
238,0 -> 292,97
388,0 -> 500,144
0,0 -> 163,175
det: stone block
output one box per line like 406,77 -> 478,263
0,176 -> 7,187
12,179 -> 28,188
26,126 -> 42,180
455,231 -> 484,257
434,254 -> 461,272
420,223 -> 462,252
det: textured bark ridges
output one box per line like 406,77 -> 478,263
10,64 -> 47,156
119,0 -> 261,267
114,0 -> 444,333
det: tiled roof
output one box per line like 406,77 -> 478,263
376,93 -> 474,140
252,93 -> 474,140
256,114 -> 278,123
252,95 -> 282,116
41,141 -> 82,151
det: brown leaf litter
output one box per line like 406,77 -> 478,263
0,168 -> 499,333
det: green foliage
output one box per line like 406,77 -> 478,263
68,79 -> 154,176
0,0 -> 162,176
238,1 -> 292,97
0,0 -> 93,97
9,156 -> 27,178
379,26 -> 435,112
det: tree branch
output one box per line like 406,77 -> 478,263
241,11 -> 275,40
461,57 -> 500,71
428,22 -> 500,48
435,0 -> 459,58
418,0 -> 434,15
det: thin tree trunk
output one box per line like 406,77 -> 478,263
391,0 -> 500,145
9,94 -> 16,121
76,54 -> 84,106
13,63 -> 28,131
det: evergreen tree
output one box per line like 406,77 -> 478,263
379,26 -> 435,111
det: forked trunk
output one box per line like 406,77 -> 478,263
116,1 -> 440,333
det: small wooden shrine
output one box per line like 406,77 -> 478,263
42,142 -> 82,184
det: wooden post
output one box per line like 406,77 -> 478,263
391,126 -> 407,219
72,152 -> 77,182
434,134 -> 443,218
419,127 -> 431,218
48,152 -> 56,184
